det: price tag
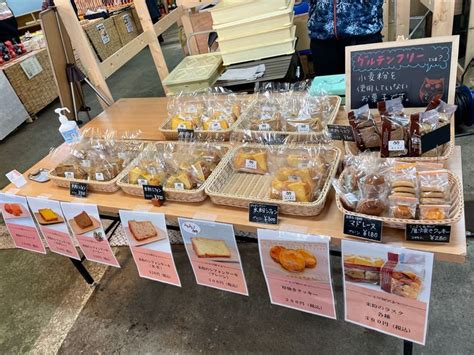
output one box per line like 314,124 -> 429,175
95,172 -> 105,181
143,185 -> 165,201
343,215 -> 382,241
70,182 -> 88,197
406,224 -> 451,243
210,121 -> 222,131
421,123 -> 451,153
177,128 -> 195,140
282,190 -> 296,202
327,124 -> 356,141
245,159 -> 257,169
249,203 -> 278,225
64,171 -> 74,179
174,182 -> 185,190
137,178 -> 148,186
258,123 -> 270,131
388,140 -> 405,151
297,124 -> 311,133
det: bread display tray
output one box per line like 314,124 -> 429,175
335,168 -> 464,229
159,96 -> 249,141
344,118 -> 454,163
205,144 -> 341,216
117,142 -> 230,203
232,95 -> 341,142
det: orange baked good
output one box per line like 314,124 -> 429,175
279,249 -> 306,272
296,249 -> 317,268
270,245 -> 286,263
5,203 -> 22,216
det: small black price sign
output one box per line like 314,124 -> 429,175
70,182 -> 88,197
406,224 -> 451,243
343,214 -> 382,241
327,124 -> 355,141
249,203 -> 279,225
177,128 -> 195,141
421,123 -> 450,153
143,185 -> 165,201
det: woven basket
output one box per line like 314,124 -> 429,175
113,10 -> 139,45
3,49 -> 57,116
344,118 -> 454,163
82,18 -> 122,61
117,142 -> 230,202
49,171 -> 122,193
159,96 -> 250,141
335,168 -> 464,229
232,95 -> 341,142
205,144 -> 341,216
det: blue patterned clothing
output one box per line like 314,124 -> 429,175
308,0 -> 384,40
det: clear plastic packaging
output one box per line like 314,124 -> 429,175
348,104 -> 381,151
232,147 -> 269,175
344,254 -> 385,284
419,204 -> 451,220
418,169 -> 449,205
389,195 -> 418,219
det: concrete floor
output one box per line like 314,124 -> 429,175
0,27 -> 473,354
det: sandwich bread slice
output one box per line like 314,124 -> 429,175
191,237 -> 231,258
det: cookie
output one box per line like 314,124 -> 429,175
420,191 -> 446,198
279,250 -> 306,272
392,192 -> 416,198
270,245 -> 286,264
420,197 -> 446,205
392,181 -> 416,188
296,249 -> 317,268
421,186 -> 444,193
356,199 -> 385,216
392,187 -> 416,194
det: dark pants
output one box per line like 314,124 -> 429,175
310,32 -> 383,76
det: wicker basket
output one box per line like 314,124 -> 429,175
335,168 -> 464,229
113,10 -> 139,45
2,49 -> 57,116
159,96 -> 250,141
344,118 -> 454,163
117,142 -> 230,202
82,18 -> 122,61
205,144 -> 341,216
232,95 -> 341,143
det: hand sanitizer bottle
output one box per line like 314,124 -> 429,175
56,107 -> 81,144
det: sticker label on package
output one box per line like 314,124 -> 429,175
64,172 -> 74,179
174,182 -> 184,190
297,124 -> 311,133
210,121 -> 222,131
245,159 -> 257,169
258,123 -> 271,131
137,179 -> 148,186
123,14 -> 134,33
258,229 -> 336,318
388,140 -> 405,152
282,190 -> 296,202
95,172 -> 105,181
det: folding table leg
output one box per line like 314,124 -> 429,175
70,258 -> 94,285
403,340 -> 413,355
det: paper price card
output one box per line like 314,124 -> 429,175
257,229 -> 336,319
341,240 -> 433,345
178,218 -> 248,296
0,193 -> 46,254
61,202 -> 120,268
119,210 -> 181,287
27,197 -> 80,260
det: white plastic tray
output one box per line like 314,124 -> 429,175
213,0 -> 294,40
209,0 -> 290,25
218,25 -> 295,53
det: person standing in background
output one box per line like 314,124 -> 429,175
308,0 -> 384,76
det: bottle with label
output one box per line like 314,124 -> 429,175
56,107 -> 81,144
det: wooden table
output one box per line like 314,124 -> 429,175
2,98 -> 467,263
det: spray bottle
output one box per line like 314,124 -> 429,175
55,107 -> 81,144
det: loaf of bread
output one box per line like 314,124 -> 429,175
191,237 -> 231,258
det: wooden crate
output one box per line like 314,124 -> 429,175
131,7 -> 144,34
113,10 -> 139,45
82,17 -> 122,61
2,49 -> 57,117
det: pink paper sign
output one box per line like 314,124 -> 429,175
179,218 -> 248,296
342,240 -> 434,345
27,197 -> 80,260
61,202 -> 120,268
0,193 -> 46,254
119,210 -> 181,287
258,229 -> 336,319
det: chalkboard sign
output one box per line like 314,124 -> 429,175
70,182 -> 88,198
249,203 -> 278,225
346,36 -> 458,110
343,215 -> 382,242
406,224 -> 451,243
177,129 -> 194,141
143,185 -> 165,201
327,124 -> 355,141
